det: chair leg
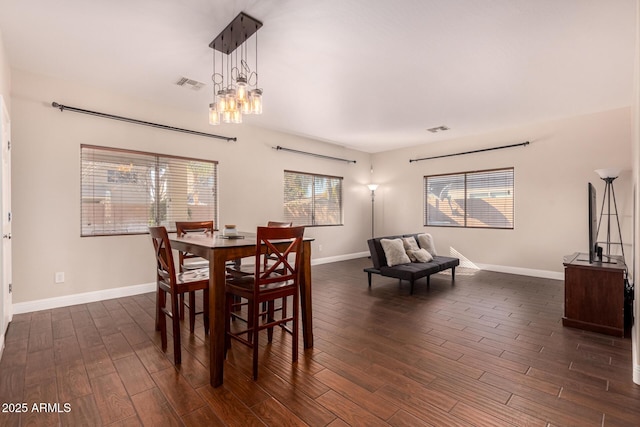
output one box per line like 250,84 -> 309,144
159,290 -> 167,352
367,272 -> 372,287
247,301 -> 255,343
203,289 -> 210,335
224,293 -> 231,356
292,291 -> 299,363
267,301 -> 275,343
155,286 -> 161,332
189,291 -> 196,333
172,293 -> 182,365
179,294 -> 185,320
252,298 -> 260,380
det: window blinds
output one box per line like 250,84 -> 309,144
81,145 -> 218,236
284,170 -> 343,226
425,168 -> 514,229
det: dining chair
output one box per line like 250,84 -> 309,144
226,221 -> 292,277
224,225 -> 304,380
175,220 -> 214,321
226,221 -> 293,327
149,226 -> 209,365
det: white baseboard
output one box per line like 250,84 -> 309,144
311,251 -> 370,265
12,282 -> 156,315
475,263 -> 564,281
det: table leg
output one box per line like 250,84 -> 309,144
210,250 -> 227,387
300,240 -> 313,348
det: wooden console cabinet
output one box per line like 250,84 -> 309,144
562,252 -> 627,337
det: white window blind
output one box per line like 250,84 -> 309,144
284,170 -> 343,226
81,145 -> 218,236
425,168 -> 514,229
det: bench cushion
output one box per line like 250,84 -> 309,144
379,256 -> 459,281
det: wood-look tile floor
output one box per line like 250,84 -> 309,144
1,257 -> 639,426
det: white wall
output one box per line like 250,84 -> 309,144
10,69 -> 373,304
0,28 -> 9,105
371,108 -> 633,276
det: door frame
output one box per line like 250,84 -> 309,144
0,95 -> 12,359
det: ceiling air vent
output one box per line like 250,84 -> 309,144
427,125 -> 450,133
175,77 -> 205,91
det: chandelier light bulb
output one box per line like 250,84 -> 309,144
250,88 -> 263,115
241,99 -> 251,114
216,90 -> 227,113
236,76 -> 248,102
208,103 -> 220,125
225,88 -> 237,111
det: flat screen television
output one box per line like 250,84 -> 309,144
588,182 -> 599,263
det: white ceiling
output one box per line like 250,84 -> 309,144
0,0 -> 636,153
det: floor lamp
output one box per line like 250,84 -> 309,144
595,168 -> 625,262
367,184 -> 378,239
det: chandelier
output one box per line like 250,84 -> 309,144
208,12 -> 263,125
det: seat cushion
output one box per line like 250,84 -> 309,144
379,262 -> 440,281
432,256 -> 460,271
182,257 -> 209,270
177,268 -> 208,284
378,256 -> 459,281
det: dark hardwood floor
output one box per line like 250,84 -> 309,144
1,257 -> 639,426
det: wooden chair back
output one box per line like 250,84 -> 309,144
149,226 -> 177,289
252,226 -> 304,293
266,221 -> 292,228
175,220 -> 214,271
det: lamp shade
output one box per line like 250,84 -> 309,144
595,168 -> 621,179
367,184 -> 379,191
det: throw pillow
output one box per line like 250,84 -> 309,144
417,233 -> 437,257
407,248 -> 433,263
402,237 -> 420,252
380,238 -> 411,267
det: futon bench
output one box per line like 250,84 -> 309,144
365,233 -> 460,294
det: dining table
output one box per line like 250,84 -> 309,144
169,231 -> 314,387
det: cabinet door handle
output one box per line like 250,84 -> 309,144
2,233 -> 11,239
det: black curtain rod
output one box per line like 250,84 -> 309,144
273,145 -> 356,164
409,141 -> 530,163
51,102 -> 236,142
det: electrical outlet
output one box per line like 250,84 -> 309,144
318,244 -> 323,252
55,272 -> 65,283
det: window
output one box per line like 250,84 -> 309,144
81,145 -> 218,236
425,168 -> 514,229
284,170 -> 343,226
